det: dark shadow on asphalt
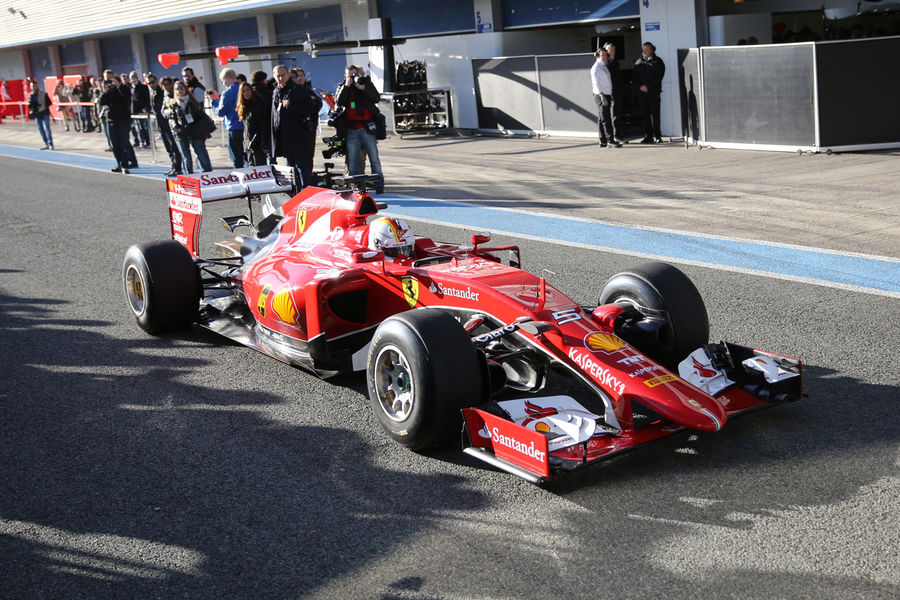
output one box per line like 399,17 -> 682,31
548,363 -> 898,523
0,289 -> 489,598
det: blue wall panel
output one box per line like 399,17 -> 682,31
206,17 -> 260,50
377,0 -> 473,36
28,47 -> 54,82
275,6 -> 346,92
144,29 -> 184,78
100,35 -> 136,75
59,42 -> 86,66
502,0 -> 638,29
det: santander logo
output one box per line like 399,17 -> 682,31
491,427 -> 546,463
199,167 -> 272,186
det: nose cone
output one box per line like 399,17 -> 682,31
692,399 -> 726,431
634,377 -> 728,432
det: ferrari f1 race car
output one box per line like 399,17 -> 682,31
123,166 -> 802,483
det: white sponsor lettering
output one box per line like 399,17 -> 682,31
199,168 -> 273,187
436,282 -> 480,302
627,365 -> 665,378
552,308 -> 582,325
173,233 -> 189,245
168,193 -> 201,214
617,355 -> 643,366
568,347 -> 626,396
200,173 -> 240,186
172,183 -> 197,196
491,427 -> 546,463
473,324 -> 517,344
171,211 -> 183,225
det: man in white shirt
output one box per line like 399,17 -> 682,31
590,48 -> 619,148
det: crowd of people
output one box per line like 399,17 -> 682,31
23,63 -> 387,189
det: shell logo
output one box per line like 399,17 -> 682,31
272,287 -> 298,324
534,421 -> 552,433
584,331 -> 626,353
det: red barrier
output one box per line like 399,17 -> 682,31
0,79 -> 27,120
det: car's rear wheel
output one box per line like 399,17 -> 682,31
599,261 -> 708,368
123,240 -> 200,335
367,309 -> 484,451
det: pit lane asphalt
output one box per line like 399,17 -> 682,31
0,150 -> 898,599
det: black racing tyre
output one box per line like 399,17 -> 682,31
599,262 -> 708,368
367,309 -> 484,451
123,240 -> 200,335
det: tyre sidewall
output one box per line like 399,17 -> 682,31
600,262 -> 708,367
367,309 -> 482,450
123,240 -> 199,334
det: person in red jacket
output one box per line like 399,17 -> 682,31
335,66 -> 384,193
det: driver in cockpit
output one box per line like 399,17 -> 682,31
368,216 -> 415,261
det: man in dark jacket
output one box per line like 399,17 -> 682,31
27,80 -> 54,150
270,64 -> 322,188
149,75 -> 181,176
633,41 -> 666,144
603,42 -> 625,145
250,70 -> 272,128
335,65 -> 384,193
129,71 -> 151,147
99,76 -> 138,173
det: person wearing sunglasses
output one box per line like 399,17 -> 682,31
162,79 -> 213,173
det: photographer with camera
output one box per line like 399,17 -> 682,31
270,64 -> 322,188
98,75 -> 138,173
335,65 -> 384,194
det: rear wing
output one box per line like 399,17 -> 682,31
167,165 -> 296,256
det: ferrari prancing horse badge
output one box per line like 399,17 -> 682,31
402,276 -> 419,308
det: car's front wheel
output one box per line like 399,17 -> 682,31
599,261 -> 709,368
367,309 -> 484,451
123,240 -> 200,335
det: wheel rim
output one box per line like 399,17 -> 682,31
124,264 -> 146,316
373,344 -> 415,422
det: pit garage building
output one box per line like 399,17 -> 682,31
2,0 -> 898,151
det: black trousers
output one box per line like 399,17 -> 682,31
638,91 -> 662,139
157,121 -> 180,170
593,94 -> 614,144
609,92 -> 623,140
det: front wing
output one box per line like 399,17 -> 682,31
461,341 -> 802,483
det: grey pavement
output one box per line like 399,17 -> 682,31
2,117 -> 898,258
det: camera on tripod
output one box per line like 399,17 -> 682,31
321,136 -> 345,159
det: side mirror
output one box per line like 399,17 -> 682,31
354,250 -> 384,263
471,232 -> 491,246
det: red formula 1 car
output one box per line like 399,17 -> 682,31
123,166 -> 802,483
